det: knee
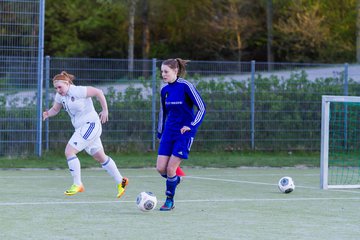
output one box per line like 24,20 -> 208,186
93,154 -> 107,164
64,144 -> 78,158
64,149 -> 74,159
156,165 -> 166,175
166,165 -> 177,177
92,150 -> 107,164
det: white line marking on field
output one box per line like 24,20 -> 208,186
0,176 -> 159,179
0,201 -> 124,206
187,176 -> 317,190
179,197 -> 360,202
1,174 -> 359,193
188,176 -> 360,193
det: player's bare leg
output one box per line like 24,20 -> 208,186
64,144 -> 84,195
158,155 -> 182,211
92,149 -> 128,198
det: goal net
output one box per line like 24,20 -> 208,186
320,95 -> 360,189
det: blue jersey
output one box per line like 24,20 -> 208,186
157,78 -> 206,138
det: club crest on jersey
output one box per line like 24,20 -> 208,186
62,101 -> 67,110
71,96 -> 75,102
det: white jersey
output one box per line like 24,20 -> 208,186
55,85 -> 100,129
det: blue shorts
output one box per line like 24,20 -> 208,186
158,131 -> 194,159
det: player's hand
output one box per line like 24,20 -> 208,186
180,126 -> 190,134
42,111 -> 49,121
99,110 -> 109,124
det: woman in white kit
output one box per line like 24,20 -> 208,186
43,71 -> 128,198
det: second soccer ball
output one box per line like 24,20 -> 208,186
278,176 -> 295,193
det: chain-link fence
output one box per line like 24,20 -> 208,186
4,54 -> 360,156
0,0 -> 44,156
2,0 -> 360,157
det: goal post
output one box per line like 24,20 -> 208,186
320,95 -> 360,189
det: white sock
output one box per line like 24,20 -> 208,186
102,157 -> 123,184
67,156 -> 82,186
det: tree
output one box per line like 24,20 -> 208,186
42,0 -> 358,62
266,0 -> 274,63
45,0 -> 128,57
355,0 -> 360,62
274,1 -> 330,62
141,0 -> 150,59
273,0 -> 357,63
316,0 -> 357,62
227,0 -> 243,61
141,0 -> 150,77
127,0 -> 137,73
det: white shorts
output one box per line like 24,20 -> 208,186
68,121 -> 103,156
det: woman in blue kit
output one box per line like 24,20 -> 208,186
156,58 -> 206,211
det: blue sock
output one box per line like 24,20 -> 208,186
165,176 -> 179,198
161,174 -> 167,179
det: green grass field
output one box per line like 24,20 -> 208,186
1,167 -> 359,240
0,151 -> 320,169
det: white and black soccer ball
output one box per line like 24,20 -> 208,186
278,176 -> 295,193
136,192 -> 157,212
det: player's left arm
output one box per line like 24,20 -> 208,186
86,86 -> 109,124
183,83 -> 206,132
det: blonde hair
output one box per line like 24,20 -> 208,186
162,58 -> 190,78
52,71 -> 75,85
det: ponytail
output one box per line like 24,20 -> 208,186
162,58 -> 190,78
52,71 -> 75,85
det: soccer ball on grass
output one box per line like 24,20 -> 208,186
136,192 -> 157,212
278,176 -> 295,193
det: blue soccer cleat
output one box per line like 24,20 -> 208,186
160,197 -> 175,211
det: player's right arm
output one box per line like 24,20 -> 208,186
157,89 -> 167,139
43,102 -> 62,121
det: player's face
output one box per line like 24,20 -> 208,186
161,64 -> 178,83
53,81 -> 70,96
